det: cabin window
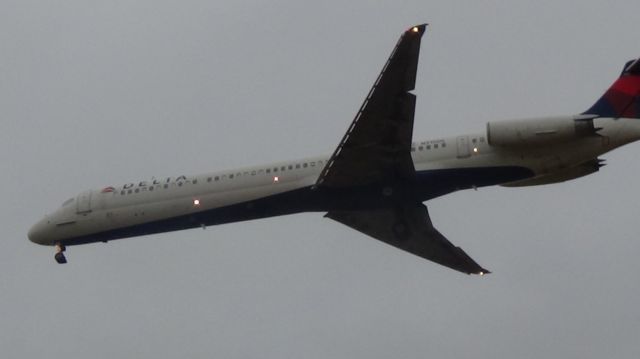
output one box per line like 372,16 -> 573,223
310,162 -> 315,167
120,191 -> 125,195
419,146 -> 423,151
442,142 -> 446,148
135,189 -> 140,193
472,138 -> 477,143
207,177 -> 212,182
149,186 -> 154,191
273,168 -> 278,172
296,164 -> 301,169
303,163 -> 308,168
251,170 -> 256,175
426,145 -> 431,150
281,166 -> 286,171
434,144 -> 439,149
288,165 -> 293,170
192,179 -> 198,184
215,176 -> 219,181
178,182 -> 183,187
266,168 -> 271,174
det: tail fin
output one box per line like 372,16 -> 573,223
584,58 -> 640,119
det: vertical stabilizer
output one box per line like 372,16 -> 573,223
584,58 -> 640,119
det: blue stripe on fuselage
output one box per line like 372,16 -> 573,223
62,165 -> 534,245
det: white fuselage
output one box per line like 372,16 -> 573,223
27,117 -> 640,247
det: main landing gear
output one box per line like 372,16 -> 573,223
54,243 -> 67,264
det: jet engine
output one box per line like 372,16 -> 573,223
502,158 -> 605,187
487,115 -> 599,147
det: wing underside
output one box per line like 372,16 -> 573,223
327,204 -> 489,275
316,24 -> 427,188
318,24 -> 489,274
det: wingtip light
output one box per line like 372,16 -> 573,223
408,24 -> 428,34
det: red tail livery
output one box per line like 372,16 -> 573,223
585,58 -> 640,118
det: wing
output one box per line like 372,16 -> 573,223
326,203 -> 490,275
316,24 -> 427,188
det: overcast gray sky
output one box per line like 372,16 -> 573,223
2,1 -> 640,358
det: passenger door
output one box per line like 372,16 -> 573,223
76,190 -> 92,214
456,136 -> 471,158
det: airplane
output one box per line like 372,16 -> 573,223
28,24 -> 640,275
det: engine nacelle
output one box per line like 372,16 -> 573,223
502,158 -> 605,187
487,115 -> 598,147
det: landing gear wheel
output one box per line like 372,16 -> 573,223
54,243 -> 67,264
54,252 -> 67,264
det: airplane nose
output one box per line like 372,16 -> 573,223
28,218 -> 52,246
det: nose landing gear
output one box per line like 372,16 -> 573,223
54,243 -> 67,264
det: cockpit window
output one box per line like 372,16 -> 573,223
61,198 -> 74,207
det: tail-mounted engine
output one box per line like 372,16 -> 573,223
487,114 -> 600,147
502,158 -> 606,187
